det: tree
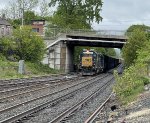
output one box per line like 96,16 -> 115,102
49,0 -> 103,29
10,10 -> 50,28
126,24 -> 150,39
0,0 -> 39,19
127,24 -> 150,33
8,11 -> 36,28
114,32 -> 150,105
123,29 -> 148,67
0,8 -> 9,19
136,39 -> 150,64
0,37 -> 14,57
39,0 -> 51,17
24,11 -> 36,25
13,26 -> 45,62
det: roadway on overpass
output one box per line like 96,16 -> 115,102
45,29 -> 128,49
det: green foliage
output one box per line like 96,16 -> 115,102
13,26 -> 46,62
9,19 -> 21,29
26,62 -> 60,75
9,10 -> 51,28
51,9 -> 91,29
0,58 -> 22,79
24,11 -> 51,25
24,11 -> 36,25
114,28 -> 150,105
139,77 -> 150,85
126,24 -> 150,34
114,63 -> 146,104
0,53 -> 7,61
0,58 -> 60,79
0,37 -> 15,57
136,39 -> 150,63
49,0 -> 103,29
96,48 -> 116,57
122,29 -> 148,67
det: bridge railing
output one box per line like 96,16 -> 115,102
44,28 -> 127,39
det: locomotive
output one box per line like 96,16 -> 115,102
79,49 -> 119,75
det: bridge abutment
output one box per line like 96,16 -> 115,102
48,41 -> 74,73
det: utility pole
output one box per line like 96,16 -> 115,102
21,0 -> 24,26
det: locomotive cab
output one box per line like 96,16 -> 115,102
79,49 -> 104,75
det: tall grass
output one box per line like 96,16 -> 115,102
0,54 -> 61,79
114,63 -> 149,105
25,62 -> 61,75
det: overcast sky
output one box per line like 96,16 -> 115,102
1,0 -> 150,31
93,0 -> 150,30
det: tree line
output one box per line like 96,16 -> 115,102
114,24 -> 150,104
0,0 -> 103,30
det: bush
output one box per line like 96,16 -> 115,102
122,29 -> 147,67
114,63 -> 146,104
26,62 -> 60,75
0,53 -> 6,61
139,77 -> 150,85
115,25 -> 150,105
13,26 -> 46,62
0,37 -> 15,58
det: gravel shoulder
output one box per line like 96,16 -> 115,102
106,84 -> 150,123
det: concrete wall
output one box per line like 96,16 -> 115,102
65,44 -> 74,72
47,41 -> 74,73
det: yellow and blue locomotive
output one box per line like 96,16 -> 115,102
79,49 -> 105,75
79,49 -> 119,75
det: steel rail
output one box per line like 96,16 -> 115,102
0,77 -> 77,102
0,74 -> 76,88
0,75 -> 79,93
49,77 -> 114,123
0,84 -> 43,94
0,74 -> 108,123
0,78 -> 63,88
0,75 -> 105,114
0,73 -> 66,84
84,93 -> 113,123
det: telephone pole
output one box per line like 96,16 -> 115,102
21,0 -> 24,26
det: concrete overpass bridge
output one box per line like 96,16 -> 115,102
43,29 -> 128,72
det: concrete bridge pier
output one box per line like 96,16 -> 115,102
48,41 -> 74,73
65,43 -> 74,73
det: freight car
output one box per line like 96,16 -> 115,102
79,49 -> 120,75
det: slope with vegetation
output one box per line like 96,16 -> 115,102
114,25 -> 150,105
0,26 -> 60,79
0,0 -> 105,79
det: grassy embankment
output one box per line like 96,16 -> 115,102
0,56 -> 60,79
114,64 -> 150,105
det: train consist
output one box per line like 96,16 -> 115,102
79,49 -> 120,75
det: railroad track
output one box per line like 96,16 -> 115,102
0,76 -> 85,102
84,93 -> 113,123
0,74 -> 77,90
49,77 -> 114,123
0,74 -> 108,123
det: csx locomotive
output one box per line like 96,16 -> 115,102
79,49 -> 119,75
